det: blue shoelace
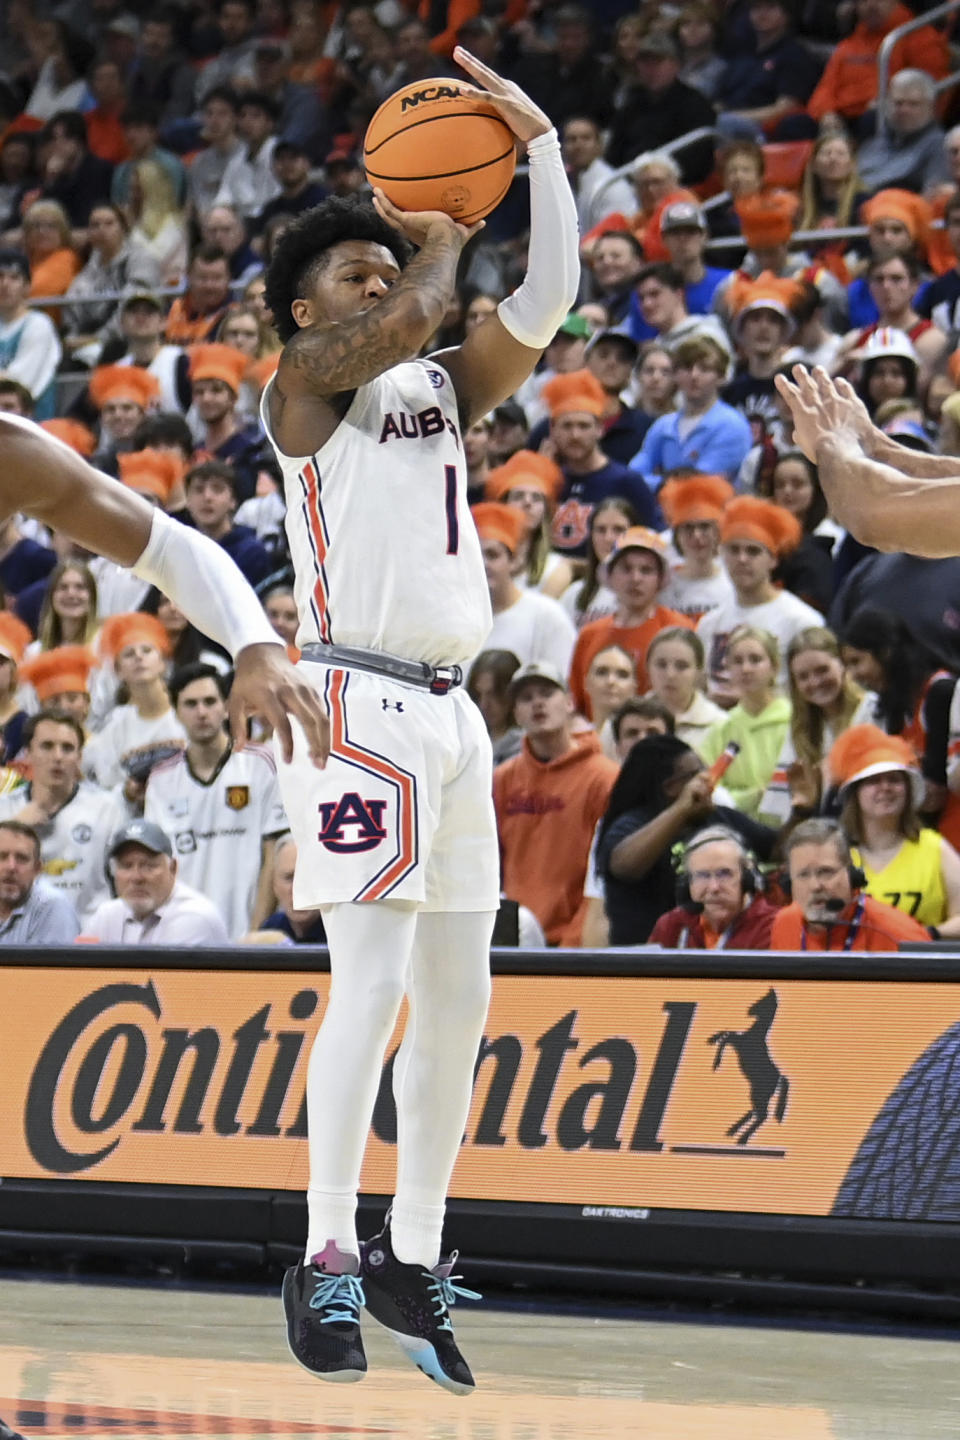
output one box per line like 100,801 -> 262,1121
308,1272 -> 364,1325
426,1269 -> 482,1334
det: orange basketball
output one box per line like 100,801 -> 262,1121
363,79 -> 516,225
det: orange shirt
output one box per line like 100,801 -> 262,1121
770,895 -> 929,952
493,731 -> 617,946
29,248 -> 80,300
165,296 -> 227,346
569,607 -> 695,718
807,3 -> 949,121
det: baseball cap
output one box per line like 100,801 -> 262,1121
636,32 -> 679,60
105,13 -> 140,38
108,819 -> 173,859
325,146 -> 359,168
508,661 -> 567,700
0,248 -> 30,281
121,291 -> 163,313
586,327 -> 640,360
556,313 -> 592,340
661,201 -> 707,233
604,526 -> 669,576
274,138 -> 308,159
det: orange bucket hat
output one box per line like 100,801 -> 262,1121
21,645 -> 97,699
829,724 -> 923,805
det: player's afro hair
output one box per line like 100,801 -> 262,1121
265,195 -> 413,343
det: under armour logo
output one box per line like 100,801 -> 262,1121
382,699 -> 404,712
318,793 -> 388,853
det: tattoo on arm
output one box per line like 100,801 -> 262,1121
282,231 -> 461,396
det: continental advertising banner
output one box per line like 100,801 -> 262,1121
3,965 -> 960,1218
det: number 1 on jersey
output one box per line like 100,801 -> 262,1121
444,463 -> 459,555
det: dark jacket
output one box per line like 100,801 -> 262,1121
607,81 -> 716,180
219,523 -> 272,587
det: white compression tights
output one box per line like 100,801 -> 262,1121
305,900 -> 494,1268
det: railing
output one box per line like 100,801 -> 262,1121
876,0 -> 960,133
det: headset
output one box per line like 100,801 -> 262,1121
675,825 -> 763,913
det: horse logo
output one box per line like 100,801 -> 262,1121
708,988 -> 789,1146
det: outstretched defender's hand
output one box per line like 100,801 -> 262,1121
230,642 -> 331,767
774,365 -> 865,464
371,187 -> 485,248
453,46 -> 553,143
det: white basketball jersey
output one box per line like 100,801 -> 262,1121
260,359 -> 492,667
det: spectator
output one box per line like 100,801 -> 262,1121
623,152 -> 696,262
188,87 -> 247,221
707,138 -> 766,239
546,370 -> 658,558
583,642 -> 637,746
183,460 -> 272,587
807,0 -> 949,133
656,202 -> 729,317
484,452 -> 572,599
646,626 -> 727,749
631,336 -> 751,487
139,586 -> 231,674
0,709 -> 124,921
248,38 -> 327,161
322,146 -> 367,198
201,205 -> 263,290
716,0 -> 821,142
464,415 -> 493,504
798,132 -> 866,245
0,614 -> 34,760
507,6 -> 610,130
85,818 -> 229,944
33,560 -> 100,653
0,820 -> 80,944
757,450 -> 840,611
595,733 -> 777,944
127,9 -> 197,125
259,832 -> 326,943
0,381 -> 34,418
857,70 -> 948,198
83,614 -> 186,792
612,697 -> 677,757
842,256 -> 948,378
569,527 -> 693,715
473,503 -> 576,675
0,248 -> 61,419
493,660 -> 618,945
145,662 -> 286,938
0,133 -> 38,233
559,496 -> 635,632
658,473 -> 736,623
188,347 -> 268,506
634,342 -> 678,429
127,160 -> 189,287
587,231 -> 645,327
606,32 -> 716,182
918,194 -> 960,339
562,115 -> 636,236
770,817 -> 929,950
255,140 -> 327,235
781,279 -> 845,374
626,262 -> 731,355
62,205 -> 159,360
111,100 -> 187,212
649,823 -> 780,948
88,366 -> 161,463
38,111 -> 114,229
103,295 -> 191,416
22,200 -> 79,310
24,23 -> 93,124
261,581 -> 298,648
700,624 -> 791,821
724,275 -> 801,440
84,57 -> 131,167
678,2 -> 726,101
466,649 -> 523,767
847,188 -> 932,330
165,247 -> 233,345
196,0 -> 259,101
837,608 -> 953,767
698,496 -> 824,698
230,91 -> 282,221
515,313 -> 591,426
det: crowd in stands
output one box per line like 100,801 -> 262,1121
2,0 -> 960,951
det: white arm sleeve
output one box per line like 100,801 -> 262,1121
132,508 -> 282,660
497,128 -> 581,350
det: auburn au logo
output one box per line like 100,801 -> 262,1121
318,793 -> 388,853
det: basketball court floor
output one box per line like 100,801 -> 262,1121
0,1273 -> 956,1438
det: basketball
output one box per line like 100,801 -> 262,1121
363,79 -> 517,226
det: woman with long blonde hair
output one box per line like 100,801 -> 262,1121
700,625 -> 791,823
128,159 -> 188,284
23,198 -> 79,307
799,133 -> 864,235
35,560 -> 100,652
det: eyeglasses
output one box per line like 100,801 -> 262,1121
791,864 -> 845,883
689,867 -> 738,885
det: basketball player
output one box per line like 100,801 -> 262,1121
261,49 -> 578,1394
776,365 -> 960,555
0,415 -> 329,759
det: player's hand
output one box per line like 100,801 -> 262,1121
453,47 -> 553,143
230,642 -> 331,768
372,187 -> 485,248
774,366 -> 862,464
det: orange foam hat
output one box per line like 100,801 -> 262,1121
735,190 -> 799,249
860,189 -> 932,251
99,612 -> 171,661
720,495 -> 801,556
727,270 -> 804,332
828,723 -> 923,804
118,449 -> 185,503
470,502 -> 527,554
659,473 -> 735,527
247,352 -> 280,393
0,612 -> 33,664
189,343 -> 250,393
40,418 -> 96,457
89,365 -> 161,412
21,645 -> 97,699
541,368 -> 607,419
485,449 -> 564,503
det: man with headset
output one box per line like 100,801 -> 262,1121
649,824 -> 779,950
772,818 -> 929,952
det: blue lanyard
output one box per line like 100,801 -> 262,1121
801,894 -> 866,952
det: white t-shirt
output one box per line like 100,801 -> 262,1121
559,579 -> 618,630
659,566 -> 735,624
0,781 -> 125,922
85,879 -> 229,945
696,590 -> 824,691
145,742 -> 287,938
83,706 -> 187,791
485,589 -> 577,673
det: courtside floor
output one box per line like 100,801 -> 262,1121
0,1274 -> 957,1438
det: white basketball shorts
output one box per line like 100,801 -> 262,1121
276,663 -> 500,912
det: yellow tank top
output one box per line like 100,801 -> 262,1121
853,828 -> 947,927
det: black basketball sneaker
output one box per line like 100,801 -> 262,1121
360,1220 -> 481,1396
281,1242 -> 367,1382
